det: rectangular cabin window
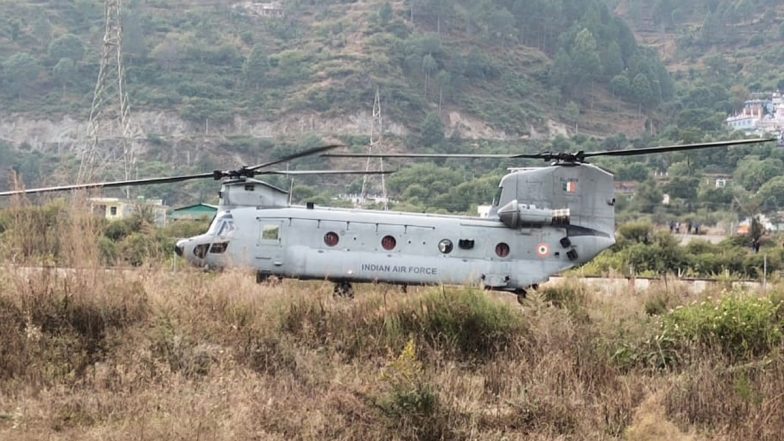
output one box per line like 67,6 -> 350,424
261,224 -> 280,241
110,206 -> 118,216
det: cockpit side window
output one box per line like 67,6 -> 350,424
493,187 -> 503,206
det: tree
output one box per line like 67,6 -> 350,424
667,161 -> 691,177
2,53 -> 41,98
631,73 -> 655,108
616,162 -> 649,181
32,16 -> 52,48
52,58 -> 78,95
243,44 -> 270,89
571,28 -> 601,84
122,11 -> 147,59
610,74 -> 631,98
378,2 -> 393,24
734,157 -> 783,192
634,178 -> 662,213
421,54 -> 438,96
601,42 -> 624,77
756,176 -> 784,212
663,176 -> 698,201
482,7 -> 516,45
420,112 -> 444,147
151,37 -> 182,71
47,34 -> 84,63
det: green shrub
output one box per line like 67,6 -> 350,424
617,221 -> 653,245
662,294 -> 782,360
644,291 -> 670,316
377,340 -> 452,441
270,287 -> 525,361
389,288 -> 526,359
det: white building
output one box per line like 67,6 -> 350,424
90,197 -> 168,227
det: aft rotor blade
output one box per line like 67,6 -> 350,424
248,144 -> 343,171
0,172 -> 215,197
258,170 -> 395,176
323,152 -> 525,158
582,138 -> 775,158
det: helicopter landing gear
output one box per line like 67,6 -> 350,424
514,289 -> 527,305
255,271 -> 269,284
255,271 -> 280,285
401,284 -> 408,293
333,281 -> 354,299
514,284 -> 538,305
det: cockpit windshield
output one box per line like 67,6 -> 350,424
493,187 -> 503,206
208,213 -> 236,237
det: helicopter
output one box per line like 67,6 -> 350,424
0,137 -> 773,301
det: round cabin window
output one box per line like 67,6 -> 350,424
438,239 -> 453,254
324,232 -> 339,247
495,242 -> 510,258
381,235 -> 397,251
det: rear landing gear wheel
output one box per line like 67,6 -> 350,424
333,281 -> 354,299
256,272 -> 268,284
514,289 -> 527,305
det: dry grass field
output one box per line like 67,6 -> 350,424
0,204 -> 783,440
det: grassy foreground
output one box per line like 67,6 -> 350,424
0,265 -> 783,440
0,201 -> 782,441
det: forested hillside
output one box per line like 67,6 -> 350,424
0,0 -> 672,197
0,0 -> 782,222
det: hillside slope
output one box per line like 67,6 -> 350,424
0,1 -> 663,148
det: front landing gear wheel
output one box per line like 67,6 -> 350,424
333,281 -> 354,299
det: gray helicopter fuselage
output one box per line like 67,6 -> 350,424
175,163 -> 616,292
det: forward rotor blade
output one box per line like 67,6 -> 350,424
258,170 -> 395,176
0,172 -> 214,197
248,144 -> 343,171
582,137 -> 775,158
323,152 -> 523,158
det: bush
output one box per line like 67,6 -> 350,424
661,294 -> 783,360
389,288 -> 526,359
644,290 -> 670,316
377,339 -> 453,441
269,287 -> 526,361
536,281 -> 591,322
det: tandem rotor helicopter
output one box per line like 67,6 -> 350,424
0,137 -> 773,301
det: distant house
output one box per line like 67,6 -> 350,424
233,2 -> 285,18
613,181 -> 639,195
726,93 -> 784,138
90,197 -> 168,227
171,203 -> 218,221
703,174 -> 732,189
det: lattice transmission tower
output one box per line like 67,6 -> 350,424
360,87 -> 389,210
78,0 -> 140,195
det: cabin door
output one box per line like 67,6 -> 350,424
256,220 -> 285,273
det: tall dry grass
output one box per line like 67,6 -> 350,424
1,202 -> 783,440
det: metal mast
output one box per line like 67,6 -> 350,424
78,0 -> 140,197
360,87 -> 388,210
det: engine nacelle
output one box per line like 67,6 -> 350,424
497,200 -> 570,228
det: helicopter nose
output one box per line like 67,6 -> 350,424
174,239 -> 186,257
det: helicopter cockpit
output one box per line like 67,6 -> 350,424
174,211 -> 235,266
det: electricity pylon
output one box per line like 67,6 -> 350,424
78,0 -> 140,197
360,87 -> 388,210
